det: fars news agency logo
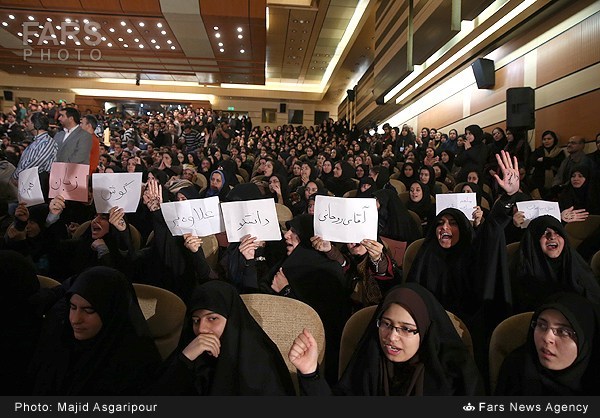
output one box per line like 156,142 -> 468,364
20,18 -> 102,62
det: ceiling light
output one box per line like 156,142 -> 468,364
170,46 -> 175,50
151,39 -> 156,43
59,40 -> 65,45
55,25 -> 61,30
118,37 -> 124,41
214,26 -> 219,30
238,34 -> 243,39
91,27 -> 97,31
123,43 -> 128,47
167,40 -> 172,45
107,43 -> 112,47
139,22 -> 145,27
157,23 -> 163,28
75,41 -> 80,45
121,21 -> 126,26
219,48 -> 224,52
218,42 -> 223,46
127,28 -> 132,33
27,39 -> 32,43
17,32 -> 22,36
1,22 -> 7,27
237,27 -> 242,32
9,15 -> 15,19
109,28 -> 115,32
155,45 -> 160,49
101,36 -> 106,41
28,16 -> 35,21
134,38 -> 139,42
240,49 -> 245,53
65,18 -> 71,23
38,25 -> 43,29
161,30 -> 166,35
215,33 -> 221,38
139,44 -> 144,48
42,40 -> 48,44
83,19 -> 89,24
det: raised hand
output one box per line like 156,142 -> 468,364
361,238 -> 384,263
239,234 -> 260,260
561,206 -> 589,223
49,195 -> 66,216
143,178 -> 162,211
288,328 -> 319,375
493,150 -> 520,196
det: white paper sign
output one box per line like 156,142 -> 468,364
313,195 -> 378,243
435,193 -> 478,220
516,200 -> 561,228
220,198 -> 282,242
92,172 -> 143,213
160,196 -> 225,236
18,167 -> 45,207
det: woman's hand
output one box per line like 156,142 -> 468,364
561,206 -> 589,223
271,267 -> 289,293
143,178 -> 162,211
361,238 -> 384,263
512,210 -> 526,228
239,234 -> 260,260
493,150 -> 520,196
182,333 -> 221,361
14,203 -> 29,222
183,233 -> 203,253
288,328 -> 319,375
310,235 -> 332,253
108,206 -> 127,232
472,206 -> 484,227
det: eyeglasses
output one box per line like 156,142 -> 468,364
376,319 -> 419,337
531,320 -> 576,340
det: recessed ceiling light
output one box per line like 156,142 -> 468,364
118,37 -> 124,41
167,40 -> 172,44
151,39 -> 156,43
237,27 -> 242,32
2,22 -> 7,27
8,15 -> 15,19
238,34 -> 243,39
134,38 -> 139,42
107,43 -> 113,47
218,42 -> 223,47
170,46 -> 175,50
157,23 -> 163,28
123,44 -> 128,47
127,28 -> 132,33
139,22 -> 145,27
91,27 -> 97,32
139,44 -> 144,48
155,45 -> 160,49
161,30 -> 166,35
219,48 -> 224,52
17,32 -> 22,36
215,33 -> 221,38
83,19 -> 89,24
101,37 -> 106,41
28,16 -> 35,21
121,21 -> 126,26
214,26 -> 219,30
109,28 -> 115,32
55,25 -> 61,30
240,49 -> 245,53
65,18 -> 71,23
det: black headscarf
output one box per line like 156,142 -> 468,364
217,158 -> 240,186
406,181 -> 435,232
419,165 -> 437,197
30,266 -> 161,395
373,188 -> 421,244
325,161 -> 356,197
510,215 -> 600,313
335,283 -> 484,395
495,292 -> 600,395
175,280 -> 296,395
399,161 -> 419,190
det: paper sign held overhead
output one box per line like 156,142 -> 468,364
435,193 -> 477,220
18,167 -> 45,207
48,162 -> 89,202
516,200 -> 561,228
313,195 -> 378,243
92,172 -> 143,213
160,196 -> 224,237
220,198 -> 282,242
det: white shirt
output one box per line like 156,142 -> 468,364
62,125 -> 77,141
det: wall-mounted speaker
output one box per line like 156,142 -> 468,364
279,103 -> 287,113
3,90 -> 13,101
506,87 -> 535,130
347,89 -> 355,102
471,58 -> 495,89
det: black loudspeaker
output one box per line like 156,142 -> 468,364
347,89 -> 355,102
3,90 -> 13,101
506,87 -> 535,130
471,58 -> 495,89
279,103 -> 286,113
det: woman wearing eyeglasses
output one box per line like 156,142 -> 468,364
495,292 -> 600,395
288,282 -> 484,395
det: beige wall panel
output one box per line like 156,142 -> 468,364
418,92 -> 463,130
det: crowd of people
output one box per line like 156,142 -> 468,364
1,98 -> 600,396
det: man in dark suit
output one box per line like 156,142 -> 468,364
54,107 -> 92,164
